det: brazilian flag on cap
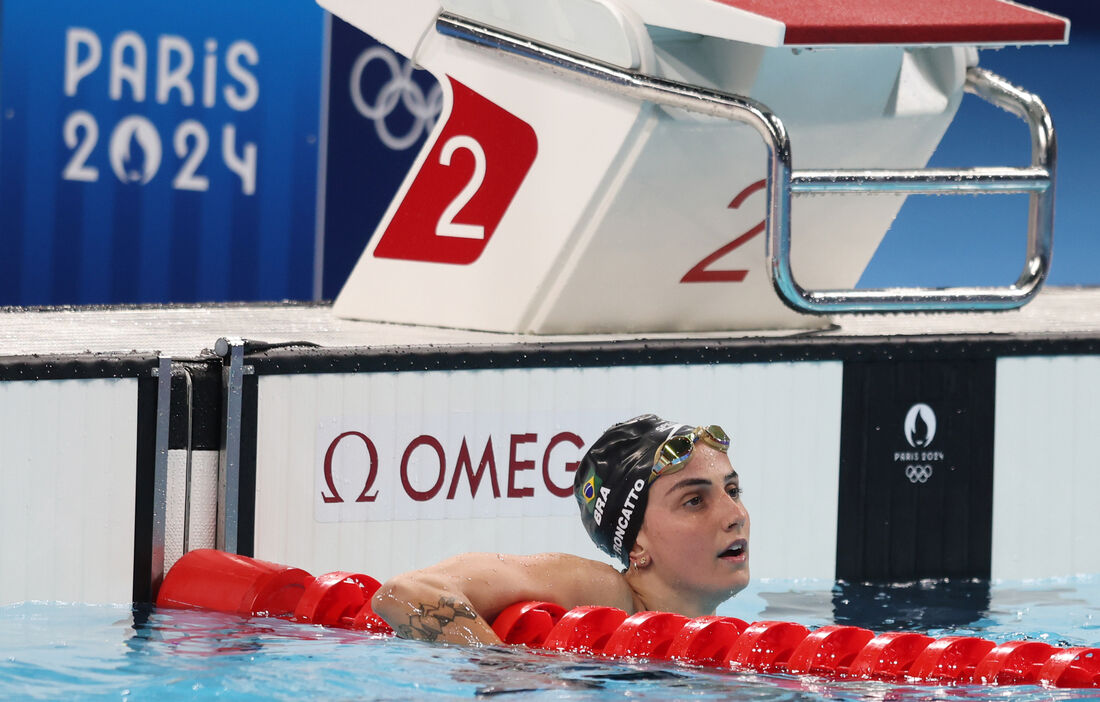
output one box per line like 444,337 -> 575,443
583,475 -> 597,502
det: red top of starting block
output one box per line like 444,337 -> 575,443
631,0 -> 1068,48
713,0 -> 1069,46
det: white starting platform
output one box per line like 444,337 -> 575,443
324,0 -> 1065,332
2,1 -> 1094,609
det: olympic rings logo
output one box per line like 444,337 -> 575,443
349,46 -> 443,151
905,464 -> 933,484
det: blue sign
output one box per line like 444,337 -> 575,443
319,16 -> 442,300
0,0 -> 325,305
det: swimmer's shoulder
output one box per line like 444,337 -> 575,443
425,551 -> 634,614
516,552 -> 634,612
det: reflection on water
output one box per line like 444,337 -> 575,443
744,579 -> 996,631
830,579 -> 993,630
745,577 -> 1100,647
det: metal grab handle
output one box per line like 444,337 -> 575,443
436,14 -> 1056,314
779,68 -> 1055,312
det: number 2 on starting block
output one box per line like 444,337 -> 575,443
372,78 -> 538,265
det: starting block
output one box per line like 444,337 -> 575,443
322,0 -> 1067,333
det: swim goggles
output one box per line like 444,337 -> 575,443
651,425 -> 730,480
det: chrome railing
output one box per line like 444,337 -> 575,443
436,12 -> 1056,314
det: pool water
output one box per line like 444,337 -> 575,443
3,576 -> 1098,701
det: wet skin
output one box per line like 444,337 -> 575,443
627,443 -> 750,616
373,443 -> 750,643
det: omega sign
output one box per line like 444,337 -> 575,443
315,427 -> 586,522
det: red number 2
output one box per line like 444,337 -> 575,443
680,179 -> 766,283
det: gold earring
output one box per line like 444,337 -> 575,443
639,556 -> 649,567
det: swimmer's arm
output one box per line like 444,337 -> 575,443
371,552 -> 630,645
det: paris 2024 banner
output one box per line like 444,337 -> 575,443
0,0 -> 325,305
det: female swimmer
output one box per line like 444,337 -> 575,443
371,414 -> 750,644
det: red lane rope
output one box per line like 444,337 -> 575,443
157,550 -> 1099,689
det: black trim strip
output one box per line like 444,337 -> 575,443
238,374 -> 258,557
132,376 -> 158,603
240,333 -> 1100,376
2,333 -> 1098,380
0,354 -> 158,381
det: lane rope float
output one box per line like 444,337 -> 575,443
156,550 -> 1100,689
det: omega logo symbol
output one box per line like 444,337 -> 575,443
904,403 -> 936,448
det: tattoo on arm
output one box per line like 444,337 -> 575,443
395,596 -> 479,642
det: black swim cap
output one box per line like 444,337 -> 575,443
573,414 -> 692,565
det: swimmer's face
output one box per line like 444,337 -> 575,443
634,444 -> 750,603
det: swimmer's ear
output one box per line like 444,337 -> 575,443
628,538 -> 649,569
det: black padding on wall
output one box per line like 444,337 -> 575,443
836,359 -> 996,582
132,376 -> 158,603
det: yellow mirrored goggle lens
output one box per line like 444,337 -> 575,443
651,426 -> 730,478
700,425 -> 730,451
653,434 -> 694,476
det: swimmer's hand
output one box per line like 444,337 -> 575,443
372,552 -> 632,645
